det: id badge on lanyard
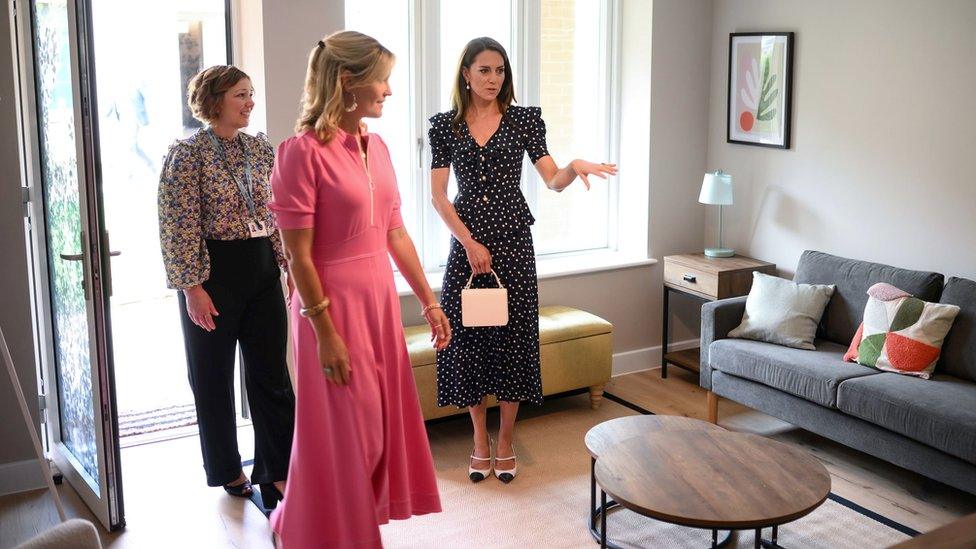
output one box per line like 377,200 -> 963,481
246,219 -> 269,237
207,129 -> 268,238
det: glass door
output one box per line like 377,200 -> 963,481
90,0 -> 235,444
18,0 -> 123,530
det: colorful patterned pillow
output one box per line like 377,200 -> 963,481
844,283 -> 960,378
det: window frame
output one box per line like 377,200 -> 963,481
349,0 -> 628,273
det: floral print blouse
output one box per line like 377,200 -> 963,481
158,129 -> 285,290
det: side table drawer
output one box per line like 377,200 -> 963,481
664,262 -> 718,298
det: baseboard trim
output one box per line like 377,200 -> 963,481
612,339 -> 698,376
0,458 -> 45,496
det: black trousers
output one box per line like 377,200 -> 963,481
177,237 -> 295,487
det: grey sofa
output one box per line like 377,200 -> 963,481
700,250 -> 976,495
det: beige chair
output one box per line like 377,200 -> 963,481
406,305 -> 613,420
15,519 -> 101,549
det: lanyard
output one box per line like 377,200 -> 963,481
206,129 -> 256,218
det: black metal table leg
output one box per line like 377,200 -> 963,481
759,525 -> 783,548
712,529 -> 718,548
589,458 -> 622,548
590,458 -> 596,531
755,529 -> 762,548
662,285 -> 670,378
600,489 -> 608,549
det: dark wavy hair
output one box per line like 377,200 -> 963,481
450,37 -> 516,135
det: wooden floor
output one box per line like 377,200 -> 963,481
0,425 -> 267,548
2,366 -> 975,547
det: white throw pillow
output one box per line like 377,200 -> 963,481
728,272 -> 835,350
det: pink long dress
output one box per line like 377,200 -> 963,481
268,128 -> 441,548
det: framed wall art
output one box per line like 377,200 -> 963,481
727,32 -> 794,149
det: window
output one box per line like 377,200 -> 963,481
344,0 -> 621,272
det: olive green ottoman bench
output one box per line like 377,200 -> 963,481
405,305 -> 613,421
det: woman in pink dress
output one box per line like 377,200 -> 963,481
268,31 -> 447,548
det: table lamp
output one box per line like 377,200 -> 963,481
699,170 -> 734,258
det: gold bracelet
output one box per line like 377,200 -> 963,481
421,303 -> 442,317
300,297 -> 331,318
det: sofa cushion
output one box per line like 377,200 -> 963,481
728,272 -> 835,350
837,373 -> 976,465
845,283 -> 960,379
794,251 -> 944,346
708,338 -> 878,407
939,277 -> 976,382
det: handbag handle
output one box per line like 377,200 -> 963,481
464,269 -> 505,290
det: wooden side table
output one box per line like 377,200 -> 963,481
661,254 -> 775,378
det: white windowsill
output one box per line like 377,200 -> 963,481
393,250 -> 657,298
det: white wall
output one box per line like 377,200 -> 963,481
0,2 -> 42,476
260,1 -> 344,143
706,0 -> 976,280
648,0 -> 713,277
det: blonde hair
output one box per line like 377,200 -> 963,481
187,65 -> 251,124
295,30 -> 394,142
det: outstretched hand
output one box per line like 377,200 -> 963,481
571,160 -> 618,190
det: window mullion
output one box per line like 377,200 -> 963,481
420,0 -> 442,270
519,0 -> 540,218
605,0 -> 622,253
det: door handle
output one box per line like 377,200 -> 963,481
683,274 -> 697,283
59,230 -> 91,300
104,232 -> 120,297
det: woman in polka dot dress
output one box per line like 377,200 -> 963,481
428,37 -> 617,483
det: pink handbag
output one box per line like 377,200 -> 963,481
461,270 -> 509,327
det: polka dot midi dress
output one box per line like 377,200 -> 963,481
428,106 -> 550,408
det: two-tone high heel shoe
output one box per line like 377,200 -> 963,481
494,443 -> 517,484
469,438 -> 494,483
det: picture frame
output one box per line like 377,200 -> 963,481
727,32 -> 794,149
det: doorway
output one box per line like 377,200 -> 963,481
16,0 -> 257,531
89,0 -> 245,447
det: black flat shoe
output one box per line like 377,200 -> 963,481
260,483 -> 284,510
223,479 -> 253,498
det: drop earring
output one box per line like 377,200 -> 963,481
345,92 -> 358,112
465,81 -> 470,90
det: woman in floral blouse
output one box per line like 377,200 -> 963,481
157,65 -> 294,508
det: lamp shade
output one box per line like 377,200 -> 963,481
699,170 -> 733,205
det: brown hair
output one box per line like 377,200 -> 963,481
450,37 -> 516,135
295,30 -> 394,143
186,65 -> 251,125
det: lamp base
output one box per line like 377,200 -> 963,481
704,247 -> 735,258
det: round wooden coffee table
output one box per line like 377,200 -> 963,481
594,428 -> 831,548
584,416 -> 726,547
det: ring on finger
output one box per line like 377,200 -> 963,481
324,367 -> 333,374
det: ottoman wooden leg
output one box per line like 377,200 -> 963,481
589,385 -> 605,410
707,391 -> 719,424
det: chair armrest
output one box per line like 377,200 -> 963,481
699,296 -> 747,389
